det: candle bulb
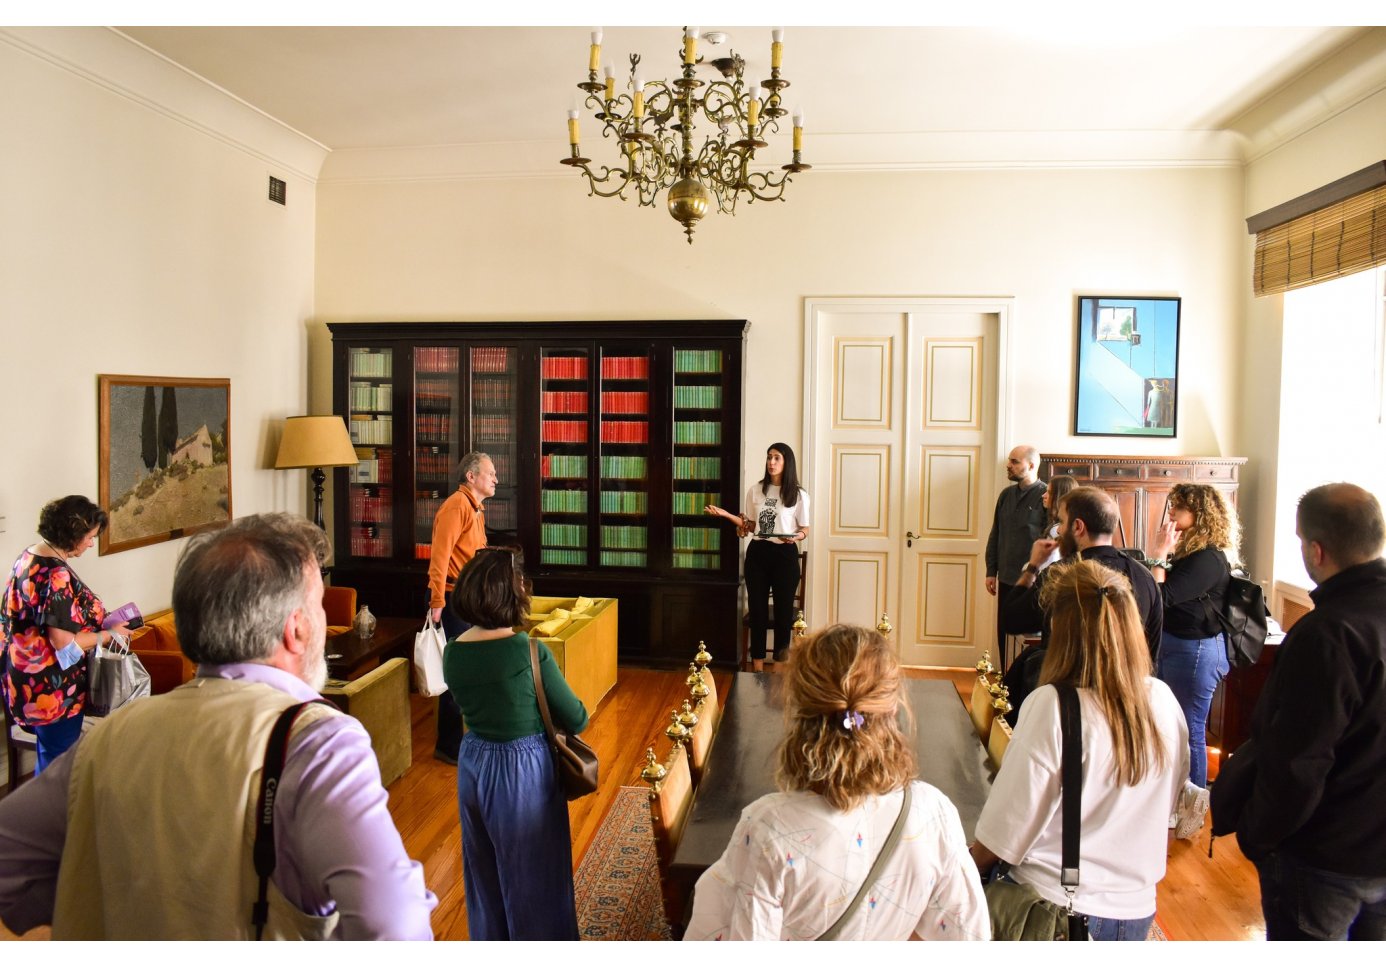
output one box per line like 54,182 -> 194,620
633,78 -> 645,119
603,64 -> 615,101
684,26 -> 699,65
793,109 -> 804,152
589,28 -> 602,72
771,28 -> 784,70
567,109 -> 580,146
747,88 -> 760,127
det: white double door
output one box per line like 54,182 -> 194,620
804,298 -> 1010,667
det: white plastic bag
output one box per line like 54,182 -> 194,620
413,614 -> 449,697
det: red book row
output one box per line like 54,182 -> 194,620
541,420 -> 589,443
600,420 -> 649,444
601,391 -> 648,414
542,391 -> 589,413
541,356 -> 589,380
416,346 -> 459,374
601,356 -> 650,379
471,346 -> 512,374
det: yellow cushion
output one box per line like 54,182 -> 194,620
550,608 -> 570,621
572,596 -> 595,614
533,616 -> 569,637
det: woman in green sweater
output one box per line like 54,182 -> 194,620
443,546 -> 589,940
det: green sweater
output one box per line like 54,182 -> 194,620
442,630 -> 590,741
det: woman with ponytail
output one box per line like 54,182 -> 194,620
685,625 -> 988,941
970,559 -> 1189,941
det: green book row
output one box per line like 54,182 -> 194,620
673,385 -> 723,408
541,549 -> 585,566
600,551 -> 648,568
673,349 -> 722,374
600,525 -> 648,549
544,455 -> 588,478
673,527 -> 722,551
672,492 -> 720,515
672,552 -> 719,570
540,523 -> 588,546
674,421 -> 722,445
600,490 -> 647,514
600,455 -> 648,479
541,490 -> 587,513
673,456 -> 721,480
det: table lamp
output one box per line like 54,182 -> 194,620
274,415 -> 360,530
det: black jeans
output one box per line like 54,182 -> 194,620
1256,850 -> 1386,940
435,601 -> 469,757
744,540 -> 800,661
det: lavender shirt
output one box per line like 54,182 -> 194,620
0,663 -> 436,939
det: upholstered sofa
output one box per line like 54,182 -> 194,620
126,610 -> 197,695
525,596 -> 618,715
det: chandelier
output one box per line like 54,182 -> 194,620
561,27 -> 810,243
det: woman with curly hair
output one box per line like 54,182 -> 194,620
971,559 -> 1188,941
684,624 -> 988,941
2,496 -> 131,773
1146,483 -> 1240,793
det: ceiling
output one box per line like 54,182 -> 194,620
115,25 -> 1368,164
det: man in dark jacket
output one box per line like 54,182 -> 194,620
1238,482 -> 1386,941
998,486 -> 1163,725
984,444 -> 1048,669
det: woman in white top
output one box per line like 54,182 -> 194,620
685,624 -> 990,941
970,558 -> 1189,940
705,442 -> 809,671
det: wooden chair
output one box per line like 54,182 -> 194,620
642,743 -> 695,932
987,716 -> 1013,768
2,699 -> 38,795
969,675 -> 998,741
740,550 -> 807,667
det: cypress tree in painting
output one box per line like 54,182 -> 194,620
140,386 -> 158,474
158,386 -> 179,468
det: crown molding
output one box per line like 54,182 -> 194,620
1,27 -> 329,183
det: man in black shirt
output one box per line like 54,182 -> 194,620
998,486 -> 1162,724
984,445 -> 1048,669
1239,483 -> 1386,940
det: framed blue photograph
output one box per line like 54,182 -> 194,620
1073,296 -> 1180,437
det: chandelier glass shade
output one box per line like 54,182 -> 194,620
561,27 -> 810,243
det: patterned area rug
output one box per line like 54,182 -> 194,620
1149,916 -> 1169,940
574,785 -> 672,940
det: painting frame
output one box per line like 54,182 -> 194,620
98,375 -> 232,555
1073,296 -> 1181,438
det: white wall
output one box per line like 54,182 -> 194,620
0,28 -> 324,611
315,164 -> 1246,497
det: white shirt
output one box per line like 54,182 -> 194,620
973,680 -> 1189,919
684,781 -> 990,941
743,484 -> 810,540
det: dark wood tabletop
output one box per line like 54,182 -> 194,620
325,615 -> 420,682
668,673 -> 993,892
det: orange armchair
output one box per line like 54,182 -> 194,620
323,585 -> 357,633
127,611 -> 196,695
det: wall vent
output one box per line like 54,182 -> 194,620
268,176 -> 287,205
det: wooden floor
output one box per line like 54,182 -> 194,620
2,662 -> 1265,941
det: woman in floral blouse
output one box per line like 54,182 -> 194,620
2,495 -> 129,773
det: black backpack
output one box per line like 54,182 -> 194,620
1201,570 -> 1270,668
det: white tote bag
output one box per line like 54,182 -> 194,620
413,614 -> 449,697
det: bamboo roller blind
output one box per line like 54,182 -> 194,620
1253,183 -> 1386,296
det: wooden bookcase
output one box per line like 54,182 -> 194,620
328,321 -> 747,667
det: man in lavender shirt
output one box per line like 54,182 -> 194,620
0,513 -> 436,939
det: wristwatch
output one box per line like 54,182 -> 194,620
1021,562 -> 1040,577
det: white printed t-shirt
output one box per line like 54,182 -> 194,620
743,484 -> 810,540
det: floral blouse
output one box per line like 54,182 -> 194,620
1,549 -> 106,727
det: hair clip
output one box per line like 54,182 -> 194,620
841,710 -> 865,731
1096,584 -> 1111,599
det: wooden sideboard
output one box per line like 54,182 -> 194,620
1038,453 -> 1246,554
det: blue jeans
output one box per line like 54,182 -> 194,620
1256,851 -> 1386,940
1157,630 -> 1229,787
1084,913 -> 1155,941
33,712 -> 84,774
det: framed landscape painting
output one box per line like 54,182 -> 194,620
1073,296 -> 1181,437
98,375 -> 232,554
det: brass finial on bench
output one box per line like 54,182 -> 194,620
688,663 -> 710,702
792,610 -> 808,638
877,612 -> 893,636
640,747 -> 667,793
665,707 -> 690,746
693,640 -> 712,670
678,699 -> 699,731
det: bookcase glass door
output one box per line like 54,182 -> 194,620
412,347 -> 459,561
539,347 -> 591,567
470,346 -> 519,543
598,350 -> 651,568
672,348 -> 726,570
347,347 -> 394,558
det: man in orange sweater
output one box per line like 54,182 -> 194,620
427,451 -> 497,763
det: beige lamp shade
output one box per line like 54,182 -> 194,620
274,416 -> 359,469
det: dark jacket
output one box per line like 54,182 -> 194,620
998,544 -> 1163,725
1161,546 -> 1230,639
1238,558 -> 1386,875
985,480 -> 1048,586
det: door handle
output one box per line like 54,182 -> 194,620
906,530 -> 920,548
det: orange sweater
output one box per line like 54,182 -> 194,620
427,488 -> 487,608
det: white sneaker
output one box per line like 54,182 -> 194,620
1173,781 -> 1210,840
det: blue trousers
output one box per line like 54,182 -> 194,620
1257,851 -> 1386,940
458,732 -> 578,940
1085,912 -> 1155,941
33,711 -> 84,775
1157,630 -> 1228,788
